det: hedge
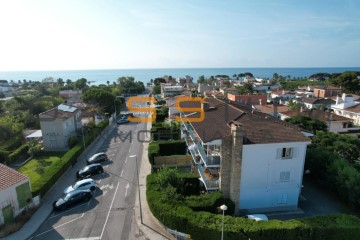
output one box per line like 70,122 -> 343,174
151,122 -> 180,141
23,119 -> 109,197
148,140 -> 187,164
7,144 -> 29,164
30,144 -> 83,197
147,173 -> 360,240
306,148 -> 360,208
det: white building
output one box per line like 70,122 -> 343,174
39,104 -> 82,151
0,164 -> 32,225
161,84 -> 183,97
179,97 -> 310,214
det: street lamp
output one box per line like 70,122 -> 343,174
220,204 -> 227,240
130,154 -> 143,224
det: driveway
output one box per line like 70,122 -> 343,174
269,176 -> 354,220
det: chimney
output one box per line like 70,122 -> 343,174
201,102 -> 210,112
336,96 -> 339,105
300,107 -> 303,112
259,99 -> 262,106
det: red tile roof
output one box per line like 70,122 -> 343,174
281,109 -> 350,121
0,163 -> 29,190
180,97 -> 309,144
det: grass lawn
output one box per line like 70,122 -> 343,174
18,152 -> 65,191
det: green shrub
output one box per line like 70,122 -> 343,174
0,150 -> 9,163
31,144 -> 82,197
7,144 -> 29,164
68,136 -> 80,149
146,173 -> 360,240
0,137 -> 22,151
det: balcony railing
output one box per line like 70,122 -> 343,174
197,163 -> 219,190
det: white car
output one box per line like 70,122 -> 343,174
244,214 -> 268,221
63,178 -> 97,194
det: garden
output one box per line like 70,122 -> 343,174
148,168 -> 360,240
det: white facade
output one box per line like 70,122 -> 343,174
161,85 -> 183,97
0,179 -> 31,225
239,141 -> 309,212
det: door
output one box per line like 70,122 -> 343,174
2,205 -> 13,224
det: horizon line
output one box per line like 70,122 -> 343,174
1,66 -> 360,72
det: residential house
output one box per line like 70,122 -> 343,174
228,93 -> 267,106
253,83 -> 280,93
59,90 -> 81,99
161,84 -> 183,97
298,97 -> 335,109
332,95 -> 360,125
253,104 -> 290,118
0,164 -> 32,225
39,104 -> 82,151
178,76 -> 193,87
0,80 -> 12,97
313,86 -> 342,98
270,90 -> 297,104
198,84 -> 216,96
219,88 -> 238,99
280,109 -> 360,135
179,97 -> 310,214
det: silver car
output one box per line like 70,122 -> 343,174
63,178 -> 97,194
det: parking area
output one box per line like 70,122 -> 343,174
268,176 -> 354,220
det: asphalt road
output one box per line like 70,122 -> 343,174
29,105 -> 150,240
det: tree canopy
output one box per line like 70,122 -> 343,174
285,116 -> 327,133
82,88 -> 115,114
331,71 -> 360,93
117,76 -> 145,93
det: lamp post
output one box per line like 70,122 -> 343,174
130,154 -> 143,224
220,204 -> 227,240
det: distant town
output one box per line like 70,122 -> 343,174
1,71 -> 360,239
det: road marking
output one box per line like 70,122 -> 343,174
65,237 -> 100,240
120,169 -> 124,177
50,203 -> 88,219
100,182 -> 119,239
34,213 -> 85,238
124,183 -> 130,197
98,179 -> 102,184
125,158 -> 128,164
104,165 -> 109,168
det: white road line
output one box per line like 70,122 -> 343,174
100,181 -> 119,239
125,158 -> 128,164
50,203 -> 88,219
98,179 -> 102,184
65,237 -> 100,240
35,213 -> 85,237
120,169 -> 124,177
124,183 -> 130,197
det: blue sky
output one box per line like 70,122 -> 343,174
0,0 -> 359,70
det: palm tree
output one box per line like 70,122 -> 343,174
107,81 -> 110,85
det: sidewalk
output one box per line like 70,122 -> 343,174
4,123 -> 117,240
134,121 -> 175,240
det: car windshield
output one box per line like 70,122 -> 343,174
64,193 -> 72,201
72,182 -> 81,189
83,166 -> 90,171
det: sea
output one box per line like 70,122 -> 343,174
0,67 -> 360,86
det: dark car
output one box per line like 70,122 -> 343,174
116,118 -> 130,125
86,152 -> 108,165
53,190 -> 92,211
76,163 -> 104,179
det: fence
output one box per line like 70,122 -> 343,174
153,155 -> 192,169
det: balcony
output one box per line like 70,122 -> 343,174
197,163 -> 219,190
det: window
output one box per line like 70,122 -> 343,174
282,148 -> 293,159
280,171 -> 290,182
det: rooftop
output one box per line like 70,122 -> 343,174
0,163 -> 29,190
180,97 -> 309,144
281,109 -> 351,122
39,104 -> 79,120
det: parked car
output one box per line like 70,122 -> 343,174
63,178 -> 97,194
120,112 -> 134,118
244,214 -> 268,221
117,118 -> 130,125
86,152 -> 108,164
53,190 -> 92,211
76,164 -> 104,179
